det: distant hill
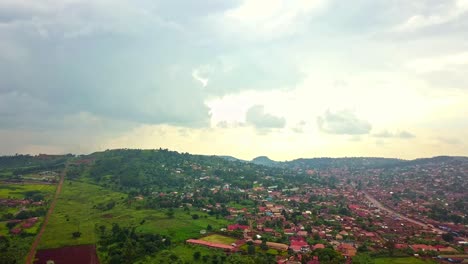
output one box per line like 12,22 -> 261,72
218,154 -> 468,170
217,155 -> 247,163
285,157 -> 405,169
399,156 -> 468,167
251,156 -> 279,167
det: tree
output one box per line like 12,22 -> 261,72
313,248 -> 345,264
260,240 -> 268,251
1,213 -> 14,221
193,251 -> 201,260
207,224 -> 213,231
385,240 -> 396,257
99,225 -> 106,234
442,233 -> 454,242
247,244 -> 256,255
357,244 -> 369,253
6,222 -> 16,230
72,231 -> 82,238
169,254 -> 179,262
352,253 -> 373,264
166,208 -> 175,219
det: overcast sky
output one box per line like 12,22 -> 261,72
1,0 -> 467,160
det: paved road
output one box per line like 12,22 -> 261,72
362,191 -> 444,233
25,165 -> 66,264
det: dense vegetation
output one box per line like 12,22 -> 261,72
97,223 -> 171,264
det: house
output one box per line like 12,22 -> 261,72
410,244 -> 437,252
290,237 -> 310,253
253,240 -> 289,251
395,243 -> 408,249
186,239 -> 235,252
313,244 -> 325,250
337,243 -> 357,257
436,246 -> 458,253
228,224 -> 249,231
10,228 -> 22,235
307,256 -> 320,264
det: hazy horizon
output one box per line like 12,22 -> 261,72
1,0 -> 467,160
2,147 -> 467,163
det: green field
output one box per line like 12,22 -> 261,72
38,180 -> 230,249
0,221 -> 9,236
0,183 -> 56,199
199,234 -> 237,245
374,257 -> 437,264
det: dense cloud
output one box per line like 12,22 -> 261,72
0,0 -> 305,133
246,105 -> 286,129
0,0 -> 467,155
317,110 -> 372,135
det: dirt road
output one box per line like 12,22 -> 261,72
25,166 -> 66,264
362,191 -> 444,233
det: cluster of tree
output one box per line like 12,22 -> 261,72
0,236 -> 21,264
0,235 -> 34,264
97,223 -> 171,264
93,200 -> 116,211
23,190 -> 46,202
429,204 -> 467,224
0,154 -> 68,177
66,164 -> 86,179
14,208 -> 46,220
78,149 -> 316,195
0,154 -> 70,169
310,248 -> 345,264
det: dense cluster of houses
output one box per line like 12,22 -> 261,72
180,166 -> 467,263
0,198 -> 43,207
8,217 -> 39,235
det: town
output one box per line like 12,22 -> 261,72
1,150 -> 466,264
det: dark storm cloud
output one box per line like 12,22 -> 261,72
0,0 -> 305,133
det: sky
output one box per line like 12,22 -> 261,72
1,0 -> 468,160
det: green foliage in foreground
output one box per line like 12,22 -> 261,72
97,223 -> 170,264
0,235 -> 35,264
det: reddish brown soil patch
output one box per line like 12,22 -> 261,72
34,244 -> 99,264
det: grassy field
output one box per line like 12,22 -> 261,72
0,221 -> 9,236
0,183 -> 56,199
199,234 -> 237,245
374,257 -> 437,264
38,180 -> 230,249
